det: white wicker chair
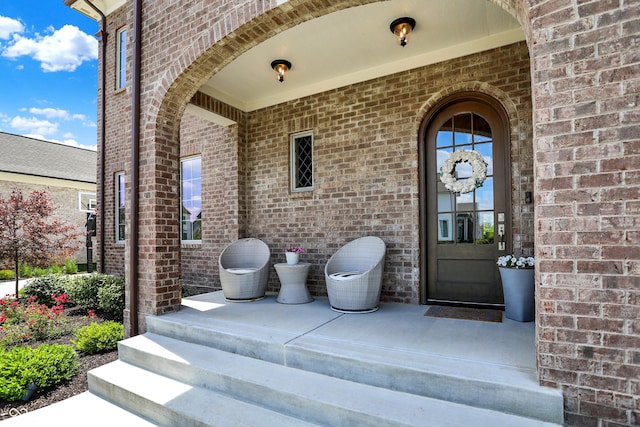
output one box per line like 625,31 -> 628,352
324,236 -> 386,313
219,238 -> 271,301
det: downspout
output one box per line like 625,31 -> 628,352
129,0 -> 143,336
83,0 -> 107,274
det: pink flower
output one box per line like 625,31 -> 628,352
285,245 -> 305,254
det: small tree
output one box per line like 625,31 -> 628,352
0,188 -> 82,296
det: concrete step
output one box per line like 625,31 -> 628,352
0,391 -> 157,427
146,310 -> 563,424
104,332 -> 561,427
89,360 -> 320,427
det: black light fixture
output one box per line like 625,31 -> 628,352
390,17 -> 416,47
271,59 -> 292,83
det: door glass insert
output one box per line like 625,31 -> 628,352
436,112 -> 495,245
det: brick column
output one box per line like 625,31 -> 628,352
531,0 -> 640,425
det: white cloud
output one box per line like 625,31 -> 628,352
10,116 -> 58,135
0,16 -> 24,40
29,107 -> 71,119
2,24 -> 97,72
29,107 -> 95,127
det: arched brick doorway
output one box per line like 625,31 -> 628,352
139,0 -> 531,320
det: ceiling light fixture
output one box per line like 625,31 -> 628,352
271,59 -> 292,83
390,17 -> 416,47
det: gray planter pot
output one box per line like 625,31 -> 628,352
498,267 -> 535,322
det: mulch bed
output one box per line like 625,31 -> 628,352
0,309 -> 119,421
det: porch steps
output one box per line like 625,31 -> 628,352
88,332 -> 560,426
145,307 -> 564,425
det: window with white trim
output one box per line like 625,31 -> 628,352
181,156 -> 202,242
115,172 -> 125,243
116,27 -> 127,90
290,131 -> 313,192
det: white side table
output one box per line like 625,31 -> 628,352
274,262 -> 313,304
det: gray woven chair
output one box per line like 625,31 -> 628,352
219,238 -> 270,301
324,236 -> 386,313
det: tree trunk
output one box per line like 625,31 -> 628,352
14,251 -> 19,297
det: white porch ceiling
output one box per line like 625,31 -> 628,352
202,0 -> 524,113
69,0 -> 524,114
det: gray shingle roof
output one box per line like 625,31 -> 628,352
0,132 -> 96,184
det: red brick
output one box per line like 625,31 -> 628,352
92,1 -> 640,425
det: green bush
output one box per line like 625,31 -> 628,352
0,269 -> 15,280
67,274 -> 125,316
63,258 -> 78,274
47,265 -> 63,275
72,321 -> 124,354
21,275 -> 68,306
19,265 -> 33,278
98,279 -> 125,321
65,275 -> 100,310
33,268 -> 48,277
0,344 -> 78,402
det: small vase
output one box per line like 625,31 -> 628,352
499,267 -> 535,322
285,252 -> 299,265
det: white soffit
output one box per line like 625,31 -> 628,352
202,0 -> 525,112
184,104 -> 236,127
67,0 -> 126,20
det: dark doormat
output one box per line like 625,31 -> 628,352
424,306 -> 503,322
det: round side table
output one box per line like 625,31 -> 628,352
274,262 -> 313,304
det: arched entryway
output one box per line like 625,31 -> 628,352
130,0 -> 535,329
419,92 -> 512,307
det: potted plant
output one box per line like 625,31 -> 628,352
496,255 -> 535,322
285,245 -> 304,265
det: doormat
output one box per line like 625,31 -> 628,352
424,306 -> 502,323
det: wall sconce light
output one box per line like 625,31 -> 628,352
390,17 -> 416,47
271,59 -> 292,83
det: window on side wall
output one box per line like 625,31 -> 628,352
115,172 -> 125,243
291,131 -> 313,192
181,156 -> 202,243
116,27 -> 127,90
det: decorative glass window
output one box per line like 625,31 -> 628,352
181,156 -> 202,242
115,172 -> 125,243
290,131 -> 313,192
116,27 -> 127,90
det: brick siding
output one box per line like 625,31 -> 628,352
97,0 -> 639,424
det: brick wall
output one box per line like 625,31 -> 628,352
97,0 -> 639,424
176,42 -> 533,302
530,0 -> 640,425
179,112 -> 241,292
98,4 -> 129,276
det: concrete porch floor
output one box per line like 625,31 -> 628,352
3,291 -> 546,426
177,291 -> 537,375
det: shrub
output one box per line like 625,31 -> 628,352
33,268 -> 48,277
0,295 -> 70,345
0,344 -> 78,402
21,275 -> 67,306
0,269 -> 15,281
47,265 -> 63,275
19,265 -> 33,278
63,258 -> 78,274
65,275 -> 99,310
72,321 -> 124,354
98,279 -> 125,321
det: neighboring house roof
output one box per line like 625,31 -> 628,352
0,132 -> 96,184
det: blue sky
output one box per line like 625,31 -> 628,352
0,1 -> 98,150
